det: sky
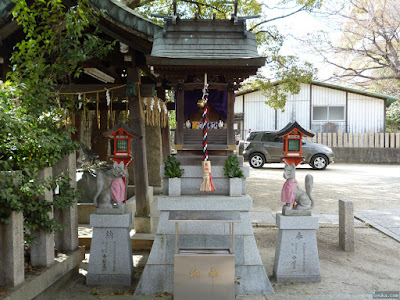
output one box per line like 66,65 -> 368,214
258,0 -> 342,81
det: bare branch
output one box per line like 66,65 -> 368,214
249,6 -> 306,32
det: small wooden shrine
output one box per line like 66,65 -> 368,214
102,121 -> 141,168
276,121 -> 314,166
146,10 -> 265,163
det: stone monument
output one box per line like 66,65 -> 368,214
86,163 -> 134,286
273,163 -> 321,282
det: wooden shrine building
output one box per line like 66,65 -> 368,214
147,12 -> 265,162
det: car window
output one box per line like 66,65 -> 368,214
261,133 -> 275,142
246,132 -> 258,141
274,137 -> 283,143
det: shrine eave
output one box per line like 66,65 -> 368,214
90,0 -> 160,41
102,121 -> 142,139
146,56 -> 266,67
276,121 -> 314,138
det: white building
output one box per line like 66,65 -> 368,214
234,81 -> 397,139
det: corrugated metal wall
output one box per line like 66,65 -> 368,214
237,83 -> 386,137
243,90 -> 275,133
311,85 -> 347,133
235,95 -> 243,113
348,93 -> 385,133
277,83 -> 310,131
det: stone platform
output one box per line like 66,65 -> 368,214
134,195 -> 274,296
86,212 -> 134,286
161,164 -> 249,196
273,214 -> 321,282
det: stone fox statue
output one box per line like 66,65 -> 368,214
93,161 -> 126,209
78,161 -> 126,209
281,163 -> 314,210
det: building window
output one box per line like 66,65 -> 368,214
312,106 -> 344,121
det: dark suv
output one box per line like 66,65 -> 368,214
242,131 -> 334,170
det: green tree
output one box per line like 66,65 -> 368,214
124,0 -> 322,109
309,0 -> 400,97
0,0 -> 113,230
387,100 -> 400,132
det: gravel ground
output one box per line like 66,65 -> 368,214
55,163 -> 400,299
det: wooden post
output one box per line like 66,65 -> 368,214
157,86 -> 171,160
344,133 -> 348,147
227,88 -> 235,147
348,133 -> 353,148
176,85 -> 184,146
369,131 -> 374,148
396,133 -> 400,148
363,133 -> 368,149
338,130 -> 343,148
322,133 -> 327,146
327,133 -> 332,147
127,66 -> 151,232
375,133 -> 379,148
385,133 -> 390,148
390,133 -> 395,148
380,133 -> 385,148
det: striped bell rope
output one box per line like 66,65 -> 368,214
202,90 -> 209,161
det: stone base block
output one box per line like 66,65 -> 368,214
86,274 -> 132,286
282,206 -> 312,216
274,214 -> 321,282
167,178 -> 181,196
134,214 -> 152,233
229,178 -> 243,197
87,213 -> 133,286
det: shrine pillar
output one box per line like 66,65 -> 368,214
127,65 -> 151,233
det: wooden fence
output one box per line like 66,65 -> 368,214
307,131 -> 400,149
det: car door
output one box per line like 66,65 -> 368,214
261,133 -> 283,162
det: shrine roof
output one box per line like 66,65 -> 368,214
103,121 -> 142,139
276,121 -> 314,138
147,18 -> 265,67
90,0 -> 161,41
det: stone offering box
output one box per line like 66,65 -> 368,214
169,210 -> 240,300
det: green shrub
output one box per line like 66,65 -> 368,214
164,155 -> 184,178
224,155 -> 244,178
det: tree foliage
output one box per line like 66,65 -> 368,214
0,0 -> 113,228
123,0 -> 322,109
308,0 -> 400,96
386,100 -> 400,132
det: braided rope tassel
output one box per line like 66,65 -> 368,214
200,73 -> 215,192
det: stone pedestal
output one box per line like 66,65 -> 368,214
135,195 -> 274,296
273,214 -> 321,282
53,152 -> 78,252
86,213 -> 133,286
31,167 -> 55,267
0,212 -> 24,287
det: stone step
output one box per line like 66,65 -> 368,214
78,226 -> 155,251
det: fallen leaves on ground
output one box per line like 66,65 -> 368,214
155,291 -> 172,297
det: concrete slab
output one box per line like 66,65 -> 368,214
355,210 -> 400,242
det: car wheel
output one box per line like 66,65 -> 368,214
249,153 -> 265,168
310,154 -> 328,170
